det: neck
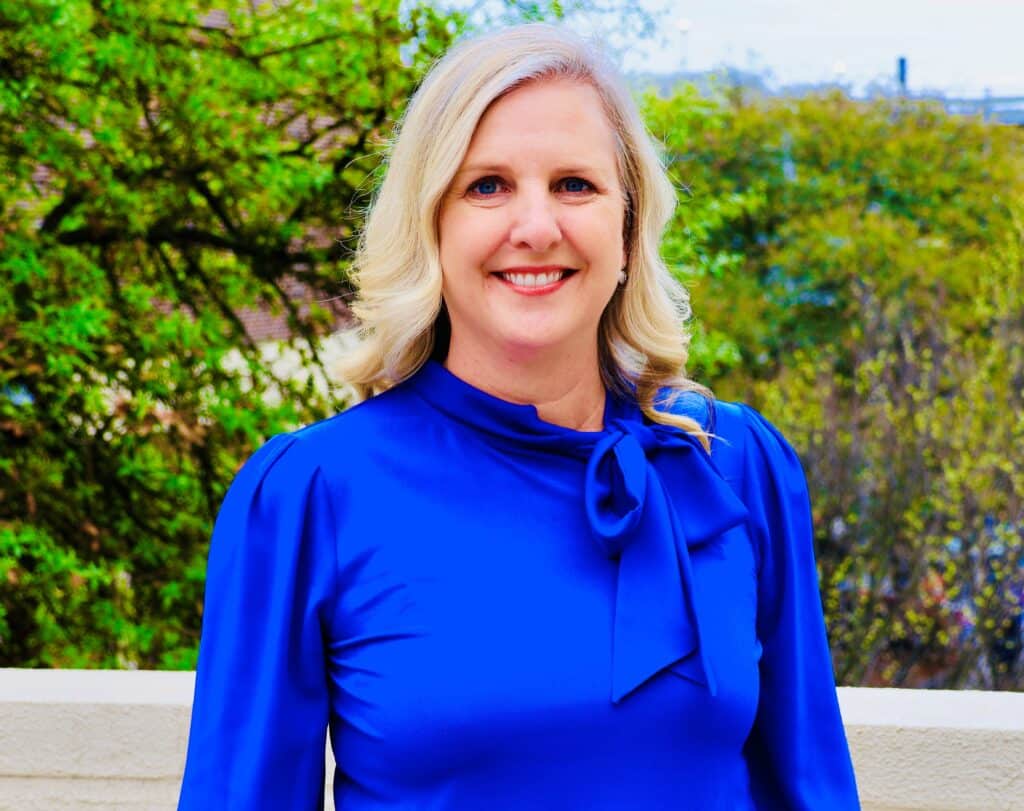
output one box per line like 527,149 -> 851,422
442,339 -> 607,432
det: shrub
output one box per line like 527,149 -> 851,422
646,86 -> 1024,688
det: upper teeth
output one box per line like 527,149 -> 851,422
498,271 -> 567,287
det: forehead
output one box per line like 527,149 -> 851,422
460,78 -> 620,172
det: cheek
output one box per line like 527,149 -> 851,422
569,207 -> 626,270
439,209 -> 505,272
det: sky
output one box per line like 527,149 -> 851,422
616,0 -> 1024,97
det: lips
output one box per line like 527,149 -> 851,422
495,269 -> 570,287
491,268 -> 577,296
491,264 -> 578,282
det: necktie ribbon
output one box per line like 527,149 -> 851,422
584,418 -> 749,703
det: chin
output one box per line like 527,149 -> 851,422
494,327 -> 578,358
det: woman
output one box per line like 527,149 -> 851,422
179,23 -> 860,810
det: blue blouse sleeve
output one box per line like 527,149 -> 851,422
178,433 -> 338,811
719,404 -> 860,809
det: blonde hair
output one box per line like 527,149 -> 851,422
337,23 -> 710,444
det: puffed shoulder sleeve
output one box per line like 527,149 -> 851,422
178,433 -> 338,811
715,404 -> 860,809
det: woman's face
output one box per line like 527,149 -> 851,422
438,78 -> 627,364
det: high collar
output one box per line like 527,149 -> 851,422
407,360 -> 639,454
405,359 -> 749,703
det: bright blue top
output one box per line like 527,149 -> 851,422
178,360 -> 860,810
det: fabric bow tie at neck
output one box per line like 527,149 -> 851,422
585,419 -> 749,702
410,363 -> 750,703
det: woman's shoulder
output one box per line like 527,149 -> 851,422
296,382 -> 424,441
235,382 -> 429,488
708,401 -> 803,480
655,389 -> 802,487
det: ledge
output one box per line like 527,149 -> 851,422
1,670 -> 1023,810
839,686 -> 1024,811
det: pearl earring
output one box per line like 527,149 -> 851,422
617,270 -> 627,285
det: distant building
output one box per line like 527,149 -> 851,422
629,69 -> 1024,127
235,276 -> 350,343
940,96 -> 1024,127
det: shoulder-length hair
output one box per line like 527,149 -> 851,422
337,22 -> 710,443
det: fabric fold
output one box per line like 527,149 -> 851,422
584,418 -> 749,702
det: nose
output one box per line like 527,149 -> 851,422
508,187 -> 562,253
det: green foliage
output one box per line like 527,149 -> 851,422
3,1 -> 1020,690
645,86 -> 1024,688
0,0 -> 458,667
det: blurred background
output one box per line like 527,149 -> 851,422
1,0 -> 1021,690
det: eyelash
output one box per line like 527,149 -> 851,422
466,176 -> 596,197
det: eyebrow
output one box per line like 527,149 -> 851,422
454,163 -> 607,178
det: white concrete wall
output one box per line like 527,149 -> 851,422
1,669 -> 1022,810
0,670 -> 192,810
840,686 -> 1024,811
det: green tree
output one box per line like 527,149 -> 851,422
645,86 -> 1024,688
0,0 -> 457,668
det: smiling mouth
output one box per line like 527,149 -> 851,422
492,269 -> 577,288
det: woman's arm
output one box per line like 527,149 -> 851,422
178,433 -> 338,810
718,403 -> 860,809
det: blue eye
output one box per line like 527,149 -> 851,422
561,177 -> 593,193
469,177 -> 502,196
